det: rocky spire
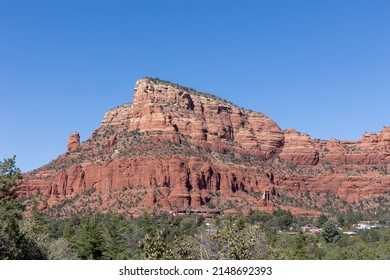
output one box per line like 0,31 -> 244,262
67,132 -> 80,152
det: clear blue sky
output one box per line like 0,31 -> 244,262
1,0 -> 389,172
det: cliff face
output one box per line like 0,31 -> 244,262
102,78 -> 285,158
20,78 -> 390,217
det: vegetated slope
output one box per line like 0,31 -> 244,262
20,78 -> 390,218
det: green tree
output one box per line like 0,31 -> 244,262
292,233 -> 309,259
139,229 -> 173,260
0,156 -> 25,259
0,156 -> 23,216
336,212 -> 358,228
172,235 -> 203,260
75,216 -> 103,259
315,214 -> 328,228
102,213 -> 127,259
212,220 -> 255,260
274,209 -> 295,230
321,220 -> 341,243
47,238 -> 77,260
336,213 -> 346,228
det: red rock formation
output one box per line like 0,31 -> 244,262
20,78 -> 390,216
67,132 -> 80,153
279,129 -> 319,165
102,78 -> 285,158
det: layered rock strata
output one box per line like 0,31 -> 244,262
20,78 -> 390,216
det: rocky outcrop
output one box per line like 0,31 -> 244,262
279,129 -> 319,165
20,78 -> 390,216
67,132 -> 80,153
312,128 -> 390,166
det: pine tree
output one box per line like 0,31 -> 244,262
0,156 -> 25,259
102,213 -> 127,259
0,156 -> 23,213
75,216 -> 103,259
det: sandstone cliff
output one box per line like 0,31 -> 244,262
20,78 -> 390,217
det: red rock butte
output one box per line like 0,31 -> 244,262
20,78 -> 390,217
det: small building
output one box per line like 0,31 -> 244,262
300,224 -> 322,235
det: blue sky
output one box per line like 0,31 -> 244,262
1,0 -> 389,172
